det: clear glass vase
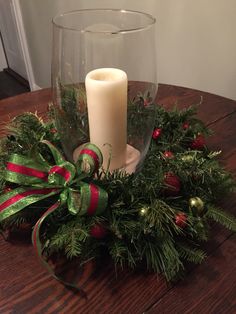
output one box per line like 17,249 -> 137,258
52,9 -> 157,173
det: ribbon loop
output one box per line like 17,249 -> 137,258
48,162 -> 76,186
80,183 -> 108,216
41,140 -> 65,165
77,143 -> 103,177
67,188 -> 81,215
66,184 -> 108,216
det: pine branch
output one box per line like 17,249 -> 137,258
206,206 -> 236,231
160,237 -> 184,281
0,215 -> 27,230
176,242 -> 206,264
143,237 -> 183,281
48,220 -> 89,259
142,200 -> 182,236
143,241 -> 162,274
7,113 -> 46,147
109,240 -> 137,270
65,233 -> 82,259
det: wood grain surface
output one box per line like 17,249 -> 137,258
0,84 -> 235,314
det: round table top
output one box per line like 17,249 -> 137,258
0,84 -> 236,313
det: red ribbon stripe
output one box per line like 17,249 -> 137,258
80,149 -> 100,171
0,188 -> 57,212
7,162 -> 48,182
87,184 -> 99,215
49,166 -> 71,182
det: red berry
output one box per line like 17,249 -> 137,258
182,122 -> 190,130
190,134 -> 206,150
175,212 -> 187,228
164,172 -> 181,195
90,224 -> 107,239
50,128 -> 57,134
144,99 -> 149,106
163,151 -> 174,158
152,128 -> 162,140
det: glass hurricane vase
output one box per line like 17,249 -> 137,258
52,9 -> 157,173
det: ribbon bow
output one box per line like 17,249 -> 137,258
0,140 -> 108,288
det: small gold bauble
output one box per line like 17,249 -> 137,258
189,197 -> 204,215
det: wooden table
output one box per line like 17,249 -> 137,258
0,84 -> 236,314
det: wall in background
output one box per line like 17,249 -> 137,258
19,0 -> 155,89
19,0 -> 236,100
0,38 -> 7,70
155,0 -> 236,101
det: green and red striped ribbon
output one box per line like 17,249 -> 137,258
0,187 -> 60,221
77,143 -> 103,176
0,141 -> 108,289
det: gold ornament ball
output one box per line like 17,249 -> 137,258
189,197 -> 204,215
139,207 -> 149,217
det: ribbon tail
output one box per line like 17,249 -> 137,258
32,202 -> 86,294
0,187 -> 60,222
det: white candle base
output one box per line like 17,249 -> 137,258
73,144 -> 140,175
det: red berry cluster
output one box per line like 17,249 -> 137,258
152,128 -> 162,140
175,212 -> 187,228
163,151 -> 174,159
182,121 -> 190,130
164,172 -> 181,196
190,134 -> 206,150
90,224 -> 107,239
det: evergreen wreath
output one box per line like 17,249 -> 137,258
0,99 -> 236,288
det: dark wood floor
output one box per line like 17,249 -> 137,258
0,71 -> 29,100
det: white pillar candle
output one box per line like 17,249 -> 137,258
85,68 -> 127,171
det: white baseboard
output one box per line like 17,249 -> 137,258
32,83 -> 42,91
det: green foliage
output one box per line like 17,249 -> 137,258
143,236 -> 184,281
176,242 -> 206,264
48,219 -> 89,259
54,84 -> 89,144
0,97 -> 236,282
151,103 -> 209,152
206,206 -> 236,231
127,91 -> 156,141
0,112 -> 59,172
